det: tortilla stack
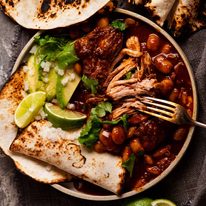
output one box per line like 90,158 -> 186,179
0,68 -> 70,183
0,0 -> 110,29
10,120 -> 126,194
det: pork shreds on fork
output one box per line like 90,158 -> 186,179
74,26 -> 123,84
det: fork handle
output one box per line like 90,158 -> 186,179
192,120 -> 206,128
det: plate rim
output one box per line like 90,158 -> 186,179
10,8 -> 198,201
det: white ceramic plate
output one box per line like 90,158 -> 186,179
11,8 -> 197,201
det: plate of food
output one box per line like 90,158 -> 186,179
0,8 -> 197,201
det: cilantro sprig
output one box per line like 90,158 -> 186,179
78,102 -> 128,148
81,75 -> 99,94
122,153 -> 136,177
111,20 -> 126,31
34,35 -> 79,69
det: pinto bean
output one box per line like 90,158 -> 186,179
153,145 -> 171,159
127,127 -> 136,138
156,157 -> 172,170
146,34 -> 160,51
158,78 -> 174,95
130,138 -> 144,154
169,88 -> 179,102
187,96 -> 193,108
122,146 -> 132,162
99,129 -> 114,148
93,141 -> 106,153
173,127 -> 188,141
161,44 -> 172,54
146,166 -> 161,175
144,155 -> 154,165
73,63 -> 82,75
111,126 -> 126,145
125,18 -> 137,27
154,55 -> 173,74
181,91 -> 188,106
128,113 -> 148,125
97,17 -> 109,28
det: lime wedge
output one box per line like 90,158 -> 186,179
124,198 -> 153,206
151,199 -> 176,206
15,91 -> 46,128
44,103 -> 86,130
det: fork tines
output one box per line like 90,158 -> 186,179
140,96 -> 176,121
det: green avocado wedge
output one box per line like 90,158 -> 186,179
26,55 -> 45,93
45,68 -> 58,101
56,68 -> 81,109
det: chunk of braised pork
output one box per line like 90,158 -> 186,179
74,26 -> 123,84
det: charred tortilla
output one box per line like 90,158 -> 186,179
0,68 -> 70,183
10,120 -> 126,194
0,0 -> 110,29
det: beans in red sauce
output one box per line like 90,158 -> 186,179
70,13 -> 193,194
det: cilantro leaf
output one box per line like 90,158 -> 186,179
91,102 -> 112,117
56,42 -> 79,68
120,114 -> 128,129
34,35 -> 78,69
125,72 -> 132,80
111,20 -> 126,31
98,102 -> 112,113
102,114 -> 128,128
78,116 -> 101,148
122,153 -> 136,177
81,75 -> 99,94
78,102 -> 112,147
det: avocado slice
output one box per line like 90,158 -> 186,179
45,68 -> 58,101
56,69 -> 81,108
26,55 -> 45,93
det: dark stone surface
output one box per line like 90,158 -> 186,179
0,3 -> 206,206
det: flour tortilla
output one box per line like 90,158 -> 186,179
0,68 -> 71,183
167,0 -> 205,37
10,120 -> 126,194
145,0 -> 176,26
0,0 -> 110,29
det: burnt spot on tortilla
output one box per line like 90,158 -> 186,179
41,0 -> 51,13
36,0 -> 91,19
65,0 -> 76,4
66,143 -> 86,168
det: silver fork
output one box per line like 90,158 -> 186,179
138,96 -> 206,128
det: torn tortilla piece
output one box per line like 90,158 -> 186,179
145,0 -> 176,26
10,120 -> 126,194
167,0 -> 205,37
0,68 -> 70,184
0,0 -> 110,29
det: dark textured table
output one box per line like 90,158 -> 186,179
1,4 -> 206,206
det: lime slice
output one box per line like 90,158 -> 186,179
151,199 -> 176,206
124,198 -> 153,206
15,91 -> 46,128
44,103 -> 87,130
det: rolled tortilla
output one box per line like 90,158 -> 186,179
10,120 -> 126,194
0,0 -> 110,29
145,0 -> 176,26
0,68 -> 70,184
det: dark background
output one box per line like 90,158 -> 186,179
0,2 -> 206,206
